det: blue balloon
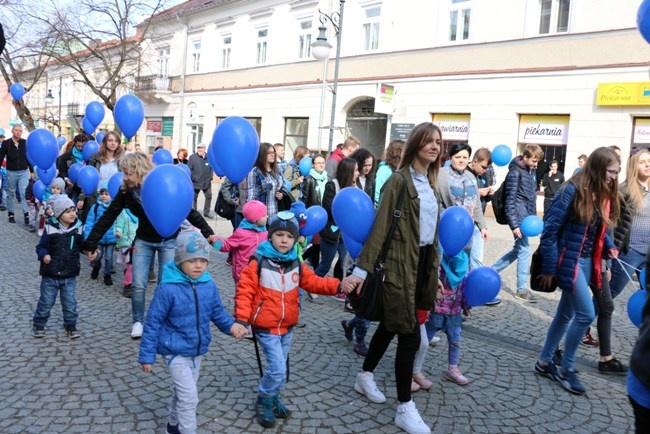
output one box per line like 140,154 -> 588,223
300,205 -> 327,237
68,163 -> 83,183
95,131 -> 106,145
332,187 -> 375,244
342,231 -> 363,260
26,128 -> 59,170
37,165 -> 57,186
465,267 -> 502,307
10,83 -> 25,101
178,163 -> 191,178
85,101 -> 105,127
521,215 -> 544,237
82,116 -> 95,135
152,148 -> 173,165
439,206 -> 474,257
57,136 -> 67,147
638,0 -> 650,44
641,267 -> 647,291
33,180 -> 46,201
628,289 -> 647,328
299,157 -> 312,177
82,140 -> 100,162
107,172 -> 124,199
141,164 -> 194,237
114,94 -> 144,140
206,144 -> 226,177
210,116 -> 259,183
78,165 -> 100,195
492,145 -> 512,167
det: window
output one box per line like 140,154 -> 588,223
539,0 -> 570,34
449,0 -> 471,41
363,6 -> 381,51
190,40 -> 201,73
217,116 -> 262,138
157,47 -> 170,77
188,125 -> 204,153
298,20 -> 312,59
222,35 -> 232,69
284,118 -> 309,149
256,28 -> 268,64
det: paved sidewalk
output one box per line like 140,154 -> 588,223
0,203 -> 637,433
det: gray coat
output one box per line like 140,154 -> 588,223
188,153 -> 213,190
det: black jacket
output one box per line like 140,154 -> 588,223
36,219 -> 84,278
504,156 -> 538,230
0,137 -> 32,172
188,153 -> 213,190
319,181 -> 341,243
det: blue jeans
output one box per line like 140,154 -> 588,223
131,238 -> 175,323
539,257 -> 595,371
255,330 -> 293,398
610,248 -> 646,299
345,315 -> 370,344
6,169 -> 29,215
163,355 -> 202,434
315,238 -> 347,278
91,243 -> 116,276
425,313 -> 463,366
470,225 -> 484,270
33,276 -> 78,328
491,233 -> 531,292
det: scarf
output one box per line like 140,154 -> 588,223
309,169 -> 328,202
440,250 -> 469,290
238,219 -> 267,232
71,147 -> 84,164
255,240 -> 298,262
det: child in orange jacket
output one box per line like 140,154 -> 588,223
234,211 -> 341,429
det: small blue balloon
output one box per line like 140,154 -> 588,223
107,172 -> 124,199
439,206 -> 474,257
85,101 -> 105,127
37,165 -> 57,186
10,83 -> 25,101
521,215 -> 544,237
141,164 -> 194,237
332,187 -> 375,244
78,165 -> 100,195
95,131 -> 106,145
300,205 -> 328,237
342,232 -> 363,260
57,136 -> 67,147
26,128 -> 59,170
465,267 -> 502,307
82,116 -> 95,135
628,289 -> 648,328
210,116 -> 259,183
33,180 -> 46,201
68,163 -> 83,183
82,140 -> 100,162
299,157 -> 312,177
492,145 -> 512,167
152,148 -> 173,165
114,94 -> 144,139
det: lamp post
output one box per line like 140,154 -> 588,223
311,0 -> 345,154
44,76 -> 63,136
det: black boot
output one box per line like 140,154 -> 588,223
24,212 -> 29,225
8,212 -> 15,223
104,275 -> 113,286
272,394 -> 291,419
123,284 -> 132,298
91,267 -> 100,279
255,396 -> 276,428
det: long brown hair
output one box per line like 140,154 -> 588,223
254,142 -> 277,174
336,158 -> 358,188
398,122 -> 441,188
99,131 -> 125,163
569,147 -> 620,226
625,149 -> 650,210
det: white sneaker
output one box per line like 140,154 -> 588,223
354,371 -> 386,403
131,322 -> 143,339
395,400 -> 431,434
428,336 -> 441,347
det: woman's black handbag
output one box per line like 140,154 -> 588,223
348,173 -> 406,321
215,188 -> 236,220
530,246 -> 556,292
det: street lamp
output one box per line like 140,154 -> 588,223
311,0 -> 345,154
44,89 -> 54,130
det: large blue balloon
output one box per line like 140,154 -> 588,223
32,180 -> 46,201
37,165 -> 57,186
68,163 -> 83,183
82,116 -> 95,135
638,0 -> 650,44
85,101 -> 105,127
141,164 -> 194,237
300,205 -> 327,237
298,157 -> 312,177
78,165 -> 100,195
641,267 -> 647,291
95,131 -> 106,145
628,289 -> 647,328
332,187 -> 375,243
465,267 -> 502,307
114,94 -> 144,140
439,206 -> 474,257
210,116 -> 259,183
82,140 -> 100,162
26,128 -> 59,170
492,145 -> 512,167
10,83 -> 25,101
178,163 -> 191,178
206,144 -> 226,177
108,172 -> 124,199
152,148 -> 173,165
342,231 -> 363,260
521,215 -> 544,237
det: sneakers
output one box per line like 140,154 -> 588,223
581,327 -> 599,347
28,225 -> 36,232
444,367 -> 469,385
123,284 -> 132,298
131,322 -> 143,339
65,326 -> 81,339
394,400 -> 431,434
598,357 -> 628,375
554,367 -> 586,395
8,213 -> 15,223
484,297 -> 502,306
272,394 -> 291,419
104,275 -> 113,286
341,320 -> 353,342
354,341 -> 368,357
0,204 -> 6,211
355,371 -> 386,403
534,360 -> 558,380
412,373 -> 433,390
343,299 -> 354,312
255,396 -> 276,428
333,292 -> 347,302
410,379 -> 421,393
23,212 -> 29,225
514,290 -> 537,302
166,423 -> 180,434
32,325 -> 45,338
91,267 -> 100,280
428,336 -> 441,347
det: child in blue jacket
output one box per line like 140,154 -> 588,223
83,186 -> 118,285
139,231 -> 248,434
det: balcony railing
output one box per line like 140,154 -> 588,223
66,103 -> 80,117
135,75 -> 172,92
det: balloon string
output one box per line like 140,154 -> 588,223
613,257 -> 642,285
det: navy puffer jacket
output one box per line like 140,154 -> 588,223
504,156 -> 537,230
540,182 -> 616,291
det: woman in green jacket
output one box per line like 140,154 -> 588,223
342,122 -> 442,434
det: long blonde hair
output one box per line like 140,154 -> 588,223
118,152 -> 153,189
625,149 -> 650,210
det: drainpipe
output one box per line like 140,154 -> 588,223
176,13 -> 188,150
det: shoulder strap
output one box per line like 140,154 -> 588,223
377,172 -> 406,265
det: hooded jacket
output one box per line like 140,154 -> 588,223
36,218 -> 84,278
84,200 -> 118,245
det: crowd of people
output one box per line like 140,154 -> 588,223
2,122 -> 649,434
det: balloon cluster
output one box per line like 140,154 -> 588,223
331,187 -> 375,259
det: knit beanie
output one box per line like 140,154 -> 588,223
242,200 -> 268,223
268,211 -> 299,240
50,177 -> 65,192
50,195 -> 75,219
174,231 -> 211,266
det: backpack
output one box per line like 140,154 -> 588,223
491,182 -> 508,225
215,186 -> 236,219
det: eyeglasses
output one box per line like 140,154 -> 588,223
606,169 -> 620,176
314,161 -> 325,165
267,151 -> 276,155
631,146 -> 648,156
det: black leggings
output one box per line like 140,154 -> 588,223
630,395 -> 650,434
591,271 -> 615,357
